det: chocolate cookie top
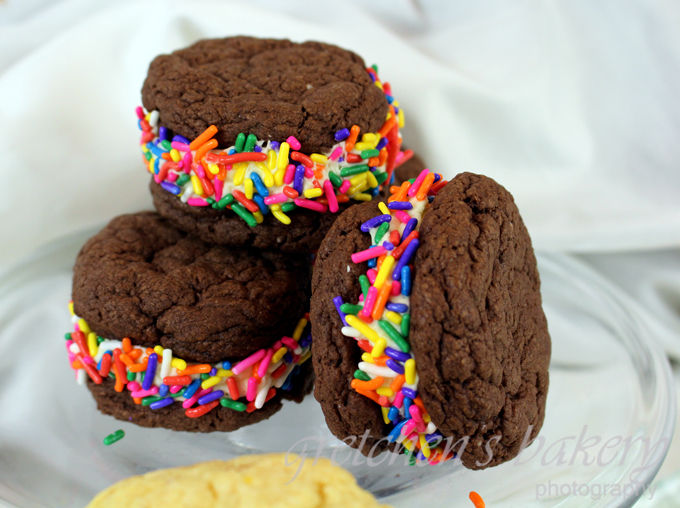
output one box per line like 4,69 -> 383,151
141,37 -> 389,154
311,173 -> 550,469
72,212 -> 311,363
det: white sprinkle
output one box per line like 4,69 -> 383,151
149,110 -> 159,128
347,265 -> 351,272
358,362 -> 395,377
69,343 -> 80,354
255,378 -> 273,409
273,363 -> 296,389
341,326 -> 361,337
425,422 -> 437,434
159,348 -> 173,379
76,369 -> 87,385
306,84 -> 313,90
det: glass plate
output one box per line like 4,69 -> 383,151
0,229 -> 674,508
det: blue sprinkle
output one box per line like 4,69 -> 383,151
284,352 -> 293,363
433,173 -> 441,183
401,218 -> 418,240
209,367 -> 217,377
159,384 -> 169,397
158,126 -> 168,141
389,171 -> 395,185
172,134 -> 191,144
385,347 -> 411,362
402,387 -> 417,399
292,364 -> 301,376
335,128 -> 350,141
228,148 -> 236,155
360,214 -> 391,232
428,195 -> 435,203
386,359 -> 405,375
269,141 -> 280,151
333,296 -> 348,326
382,241 -> 394,251
161,182 -> 181,195
386,95 -> 394,104
293,165 -> 305,195
198,390 -> 223,405
369,186 -> 380,197
393,240 -> 420,281
183,378 -> 202,399
150,397 -> 174,410
222,361 -> 232,370
386,302 -> 408,313
388,201 -> 413,211
367,257 -> 377,269
252,194 -> 270,215
148,142 -> 167,157
403,397 -> 413,415
388,419 -> 408,442
401,266 -> 412,296
250,173 -> 269,197
254,145 -> 262,153
281,375 -> 293,391
154,156 -> 161,175
388,406 -> 400,422
376,137 -> 388,151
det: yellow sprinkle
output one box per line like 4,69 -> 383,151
398,109 -> 405,128
348,181 -> 369,195
403,438 -> 414,451
208,163 -> 220,175
310,153 -> 328,164
362,133 -> 377,143
381,407 -> 390,424
385,311 -> 402,325
272,347 -> 288,363
354,193 -> 372,201
153,345 -> 164,356
366,171 -> 379,188
68,302 -> 75,316
299,350 -> 312,364
375,81 -> 384,91
345,315 -> 379,342
170,149 -> 181,162
405,359 -> 416,384
349,173 -> 368,186
303,188 -> 323,199
354,142 -> 374,152
148,159 -> 154,173
374,256 -> 395,289
419,434 -> 431,458
266,149 -> 277,170
293,318 -> 308,340
244,178 -> 254,199
378,202 -> 389,215
217,369 -> 233,378
361,352 -> 375,364
253,211 -> 264,224
77,319 -> 91,334
424,413 -> 431,423
271,205 -> 291,225
376,387 -> 394,397
171,358 -> 187,371
256,162 -> 274,187
393,99 -> 400,107
201,376 -> 222,389
145,113 -> 150,121
371,337 -> 387,358
87,332 -> 98,357
274,167 -> 286,186
233,163 -> 248,186
277,142 -> 290,172
191,175 -> 204,196
141,145 -> 149,153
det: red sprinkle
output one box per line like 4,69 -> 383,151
346,153 -> 363,163
282,186 -> 299,199
246,388 -> 276,413
227,376 -> 240,400
290,152 -> 313,168
185,400 -> 219,418
391,231 -> 419,259
163,375 -> 192,386
357,339 -> 373,353
98,354 -> 112,377
271,363 -> 288,380
232,190 -> 260,213
204,152 -> 267,165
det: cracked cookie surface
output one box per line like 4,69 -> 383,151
141,36 -> 388,154
72,212 -> 311,363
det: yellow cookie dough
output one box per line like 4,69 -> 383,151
87,453 -> 391,508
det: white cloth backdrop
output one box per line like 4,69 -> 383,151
2,0 -> 680,503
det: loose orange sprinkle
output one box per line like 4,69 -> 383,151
133,397 -> 142,405
354,387 -> 380,403
390,374 -> 405,392
416,172 -> 435,201
372,281 -> 393,320
194,138 -> 218,163
178,364 -> 212,376
127,349 -> 142,361
351,377 -> 384,391
122,338 -> 132,354
128,361 -> 148,373
469,492 -> 485,508
378,115 -> 397,138
336,194 -> 349,203
345,125 -> 361,153
118,353 -> 134,367
189,125 -> 218,151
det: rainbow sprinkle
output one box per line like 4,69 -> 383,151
335,168 -> 450,465
64,304 -> 312,418
137,66 -> 410,226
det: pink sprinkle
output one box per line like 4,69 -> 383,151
187,197 -> 209,207
281,337 -> 297,350
358,294 -> 364,302
166,172 -> 178,183
409,405 -> 423,422
170,385 -> 183,394
81,356 -> 95,365
323,180 -> 339,213
395,210 -> 411,224
74,324 -> 80,333
408,169 -> 430,198
294,198 -> 328,213
127,381 -> 141,392
194,163 -> 206,179
214,178 -> 224,201
401,419 -> 417,436
329,146 -> 343,161
286,136 -> 301,150
171,141 -> 190,152
135,106 -> 144,119
264,193 -> 288,205
247,377 -> 258,401
393,390 -> 404,408
415,419 -> 427,433
394,152 -> 404,165
257,348 -> 274,378
273,340 -> 282,351
362,286 -> 378,315
232,349 -> 267,376
131,386 -> 159,398
304,166 -> 314,178
367,269 -> 377,284
182,152 -> 193,174
182,387 -> 212,409
339,180 -> 351,194
284,164 -> 296,185
351,246 -> 386,264
391,281 -> 401,296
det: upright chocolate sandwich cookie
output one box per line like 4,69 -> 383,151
65,212 -> 313,431
311,171 -> 551,467
138,37 -> 408,252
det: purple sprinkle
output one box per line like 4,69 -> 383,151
210,368 -> 217,376
401,218 -> 418,240
198,390 -> 223,405
402,387 -> 417,399
333,296 -> 348,326
338,157 -> 344,163
386,359 -> 405,374
172,135 -> 191,144
142,353 -> 158,390
254,145 -> 262,153
368,72 -> 376,83
376,137 -> 389,151
161,182 -> 181,195
416,450 -> 426,461
293,165 -> 305,195
386,302 -> 408,313
433,173 -> 441,183
393,239 -> 420,281
150,397 -> 174,410
158,126 -> 168,141
385,347 -> 411,362
360,214 -> 392,232
270,141 -> 280,151
388,201 -> 413,211
382,241 -> 394,251
426,431 -> 444,444
284,352 -> 293,363
335,128 -> 350,141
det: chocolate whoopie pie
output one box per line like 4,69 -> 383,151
66,212 -> 314,431
311,171 -> 551,468
138,36 -> 410,252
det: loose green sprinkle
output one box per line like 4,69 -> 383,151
215,194 -> 235,209
372,64 -> 379,73
142,396 -> 163,406
354,370 -> 371,381
170,387 -> 187,398
108,372 -> 116,380
200,373 -> 210,381
408,178 -> 416,184
340,164 -> 370,177
340,303 -> 363,315
220,398 -> 247,412
103,430 -> 125,446
401,314 -> 410,337
206,197 -> 215,205
231,203 -> 257,227
281,202 -> 298,213
176,174 -> 190,187
359,275 -> 370,300
64,333 -> 72,341
374,222 -> 390,244
374,171 -> 389,185
160,140 -> 172,151
244,133 -> 258,152
96,336 -> 105,345
361,149 -> 380,159
329,172 -> 343,188
144,151 -> 152,161
234,132 -> 246,153
378,320 -> 410,353
127,371 -> 136,382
